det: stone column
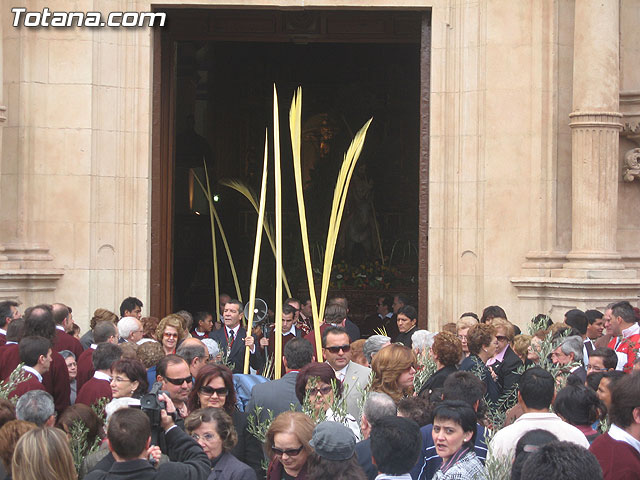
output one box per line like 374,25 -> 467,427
564,0 -> 625,274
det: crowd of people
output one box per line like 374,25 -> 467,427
0,295 -> 639,480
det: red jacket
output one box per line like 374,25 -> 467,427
0,343 -> 70,413
607,332 -> 640,373
590,432 -> 640,480
53,328 -> 84,359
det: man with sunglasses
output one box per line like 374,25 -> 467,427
322,325 -> 371,419
157,354 -> 193,420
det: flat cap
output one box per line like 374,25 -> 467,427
309,421 -> 356,461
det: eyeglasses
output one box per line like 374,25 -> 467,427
191,433 -> 217,442
325,345 -> 350,354
111,376 -> 131,383
163,332 -> 179,339
164,376 -> 192,386
307,386 -> 332,397
199,385 -> 228,396
271,445 -> 304,457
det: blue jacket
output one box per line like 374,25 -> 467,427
410,424 -> 487,480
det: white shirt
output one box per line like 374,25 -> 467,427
0,328 -> 6,336
283,325 -> 297,336
489,412 -> 590,460
56,325 -> 65,332
226,324 -> 255,354
609,424 -> 640,456
333,364 -> 348,382
22,365 -> 43,383
93,371 -> 112,382
375,475 -> 412,480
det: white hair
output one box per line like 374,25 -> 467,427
117,316 -> 140,341
363,335 -> 391,364
412,330 -> 436,352
202,338 -> 220,358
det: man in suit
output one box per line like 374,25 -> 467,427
0,300 -> 20,347
247,337 -> 314,423
487,318 -> 522,395
564,309 -> 591,365
117,316 -> 144,345
355,392 -> 397,480
210,299 -> 263,374
0,304 -> 70,414
84,403 -> 210,480
52,303 -> 83,358
322,325 -> 371,419
77,342 -> 122,407
551,335 -> 587,383
10,335 -> 51,399
259,304 -> 303,373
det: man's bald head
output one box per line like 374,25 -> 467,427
176,337 -> 208,377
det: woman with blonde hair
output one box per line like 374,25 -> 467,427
156,314 -> 188,355
264,411 -> 315,480
370,343 -> 417,403
456,315 -> 478,359
12,427 -> 77,480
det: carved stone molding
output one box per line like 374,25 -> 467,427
621,90 -> 640,145
511,276 -> 640,305
623,148 -> 640,182
0,244 -> 63,301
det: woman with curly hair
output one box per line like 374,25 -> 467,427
156,314 -> 187,355
419,331 -> 462,396
459,323 -> 501,405
185,407 -> 256,479
370,343 -> 417,403
188,364 -> 262,476
264,411 -> 315,480
294,363 -> 360,439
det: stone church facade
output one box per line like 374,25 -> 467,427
0,0 -> 638,330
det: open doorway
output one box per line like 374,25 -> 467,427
152,9 -> 430,327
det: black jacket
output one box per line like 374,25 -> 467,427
84,426 -> 210,480
210,328 -> 264,374
490,346 -> 523,394
419,365 -> 458,397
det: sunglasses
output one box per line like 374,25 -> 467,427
164,376 -> 192,386
163,332 -> 179,339
307,386 -> 333,397
325,345 -> 350,354
199,385 -> 229,396
271,445 -> 304,457
496,336 -> 508,341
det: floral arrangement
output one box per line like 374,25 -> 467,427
328,259 -> 405,290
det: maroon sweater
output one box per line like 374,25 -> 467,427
590,432 -> 640,480
9,370 -> 45,399
76,376 -> 112,407
53,328 -> 84,359
76,346 -> 95,390
0,344 -> 70,413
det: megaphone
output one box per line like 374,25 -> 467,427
244,298 -> 269,325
